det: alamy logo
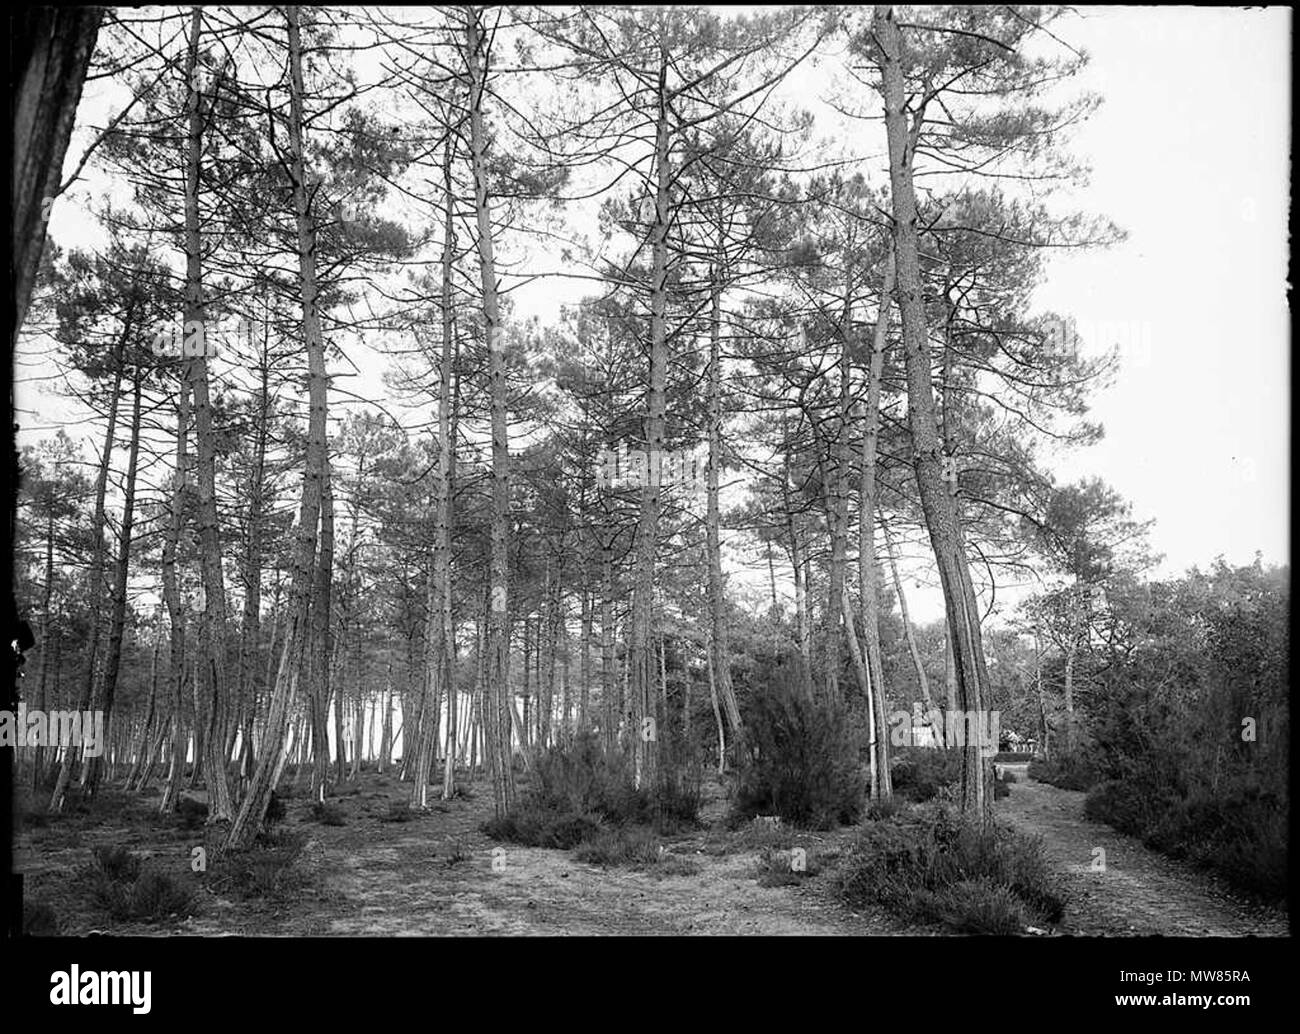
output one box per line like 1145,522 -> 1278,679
49,966 -> 151,1014
887,706 -> 1000,755
151,316 -> 257,358
0,707 -> 104,757
595,444 -> 707,494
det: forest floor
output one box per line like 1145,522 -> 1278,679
14,771 -> 894,936
15,768 -> 1288,936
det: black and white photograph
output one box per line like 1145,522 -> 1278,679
4,2 -> 1290,1007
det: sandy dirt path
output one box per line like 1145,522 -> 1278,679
996,776 -> 1288,937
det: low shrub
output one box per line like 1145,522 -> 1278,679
1027,753 -> 1101,792
92,844 -> 141,883
483,733 -> 701,848
864,797 -> 908,821
176,796 -> 209,830
21,808 -> 49,830
381,800 -> 414,823
651,855 -> 702,879
731,687 -> 864,829
482,806 -> 603,850
835,805 -> 1065,933
310,802 -> 346,826
22,900 -> 60,936
890,748 -> 963,803
87,848 -> 199,923
573,826 -> 662,868
211,831 -> 308,900
930,878 -> 1028,935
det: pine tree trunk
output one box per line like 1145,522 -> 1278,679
159,386 -> 190,816
12,6 -> 101,336
182,7 -> 233,820
876,4 -> 993,825
437,131 -> 459,799
50,331 -> 123,812
629,50 -> 673,789
464,9 -> 515,816
235,323 -> 271,793
782,441 -> 814,700
378,662 -> 393,774
85,372 -> 143,797
418,174 -> 456,801
704,621 -> 726,775
32,507 -> 56,789
227,4 -> 330,848
310,457 -> 338,806
858,251 -> 897,797
706,259 -> 744,754
822,264 -> 857,704
841,587 -> 877,798
1034,629 -> 1049,759
579,588 -> 593,736
601,543 -> 616,754
125,622 -> 162,791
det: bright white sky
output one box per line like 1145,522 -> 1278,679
1032,5 -> 1291,584
17,6 -> 1291,630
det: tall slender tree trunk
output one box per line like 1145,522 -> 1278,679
705,256 -> 743,756
541,561 -> 562,749
32,506 -> 56,789
159,384 -> 190,816
234,318 -> 271,794
125,614 -> 163,790
463,8 -> 515,816
419,131 -> 458,804
437,136 -> 459,797
182,6 -> 233,820
600,542 -> 616,754
1061,586 -> 1082,752
1034,628 -> 1049,759
12,7 -> 101,336
782,439 -> 814,700
50,331 -> 124,812
629,49 -> 673,789
876,3 -> 993,825
841,587 -> 877,797
227,4 -> 330,848
858,250 -> 896,797
310,459 -> 335,800
704,618 -> 726,774
85,372 -> 143,797
378,661 -> 394,774
579,588 -> 593,736
823,262 -> 858,704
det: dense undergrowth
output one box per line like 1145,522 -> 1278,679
481,732 -> 702,861
835,802 -> 1066,934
